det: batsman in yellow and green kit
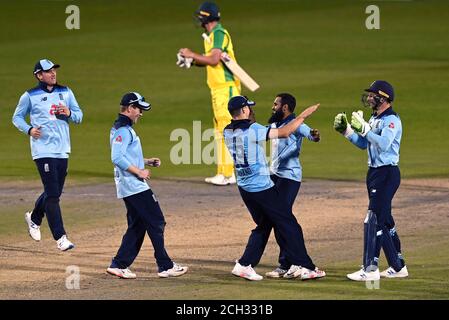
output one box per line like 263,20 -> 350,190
179,2 -> 241,186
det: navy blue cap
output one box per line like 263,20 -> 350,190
228,95 -> 256,112
33,59 -> 60,75
120,92 -> 151,111
365,80 -> 394,102
195,2 -> 220,24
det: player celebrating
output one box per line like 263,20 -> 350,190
224,95 -> 326,281
107,92 -> 188,279
178,1 -> 240,186
12,59 -> 83,251
265,93 -> 321,278
333,80 -> 409,281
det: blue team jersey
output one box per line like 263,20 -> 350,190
110,114 -> 150,199
270,114 -> 316,182
348,107 -> 402,167
12,82 -> 83,160
224,120 -> 274,192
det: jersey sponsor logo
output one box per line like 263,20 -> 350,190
41,96 -> 47,101
389,122 -> 395,129
49,104 -> 59,115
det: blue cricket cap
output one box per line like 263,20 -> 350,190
228,95 -> 256,112
365,80 -> 394,102
120,92 -> 151,111
33,59 -> 60,75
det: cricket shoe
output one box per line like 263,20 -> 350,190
232,261 -> 263,281
300,267 -> 326,280
56,235 -> 75,251
158,262 -> 188,278
205,174 -> 235,186
347,268 -> 380,281
265,267 -> 288,278
107,267 -> 137,279
283,265 -> 325,280
25,211 -> 41,241
380,266 -> 408,278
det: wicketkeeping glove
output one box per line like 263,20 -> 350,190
351,110 -> 371,137
334,112 -> 354,137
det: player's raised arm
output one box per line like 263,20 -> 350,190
268,104 -> 319,139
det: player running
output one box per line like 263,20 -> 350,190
12,59 -> 83,251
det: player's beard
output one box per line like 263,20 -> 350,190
268,109 -> 284,124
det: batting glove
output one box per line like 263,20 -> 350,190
351,110 -> 371,137
176,53 -> 193,69
334,112 -> 354,138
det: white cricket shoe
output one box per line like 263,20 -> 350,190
266,267 -> 288,278
107,267 -> 137,279
283,265 -> 303,279
347,268 -> 380,281
380,266 -> 409,278
227,174 -> 237,185
300,267 -> 326,280
232,261 -> 263,281
205,174 -> 235,186
56,235 -> 75,251
158,262 -> 189,278
25,211 -> 41,241
283,265 -> 326,280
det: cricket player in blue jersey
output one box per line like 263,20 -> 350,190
12,59 -> 83,251
264,93 -> 321,278
106,92 -> 188,279
334,80 -> 408,281
224,95 -> 326,281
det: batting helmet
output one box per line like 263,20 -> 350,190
195,2 -> 220,26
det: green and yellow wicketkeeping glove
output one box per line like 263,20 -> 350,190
334,112 -> 354,137
350,110 -> 371,137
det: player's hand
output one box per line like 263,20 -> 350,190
145,158 -> 161,167
56,103 -> 71,117
137,169 -> 151,180
179,48 -> 194,59
298,103 -> 320,119
351,110 -> 371,137
310,129 -> 320,142
30,126 -> 42,139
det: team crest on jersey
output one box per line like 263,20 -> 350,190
114,135 -> 122,143
59,93 -> 64,100
389,122 -> 395,129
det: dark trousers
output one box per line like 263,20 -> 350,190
366,166 -> 405,269
271,175 -> 302,269
238,186 -> 315,270
111,189 -> 173,272
31,158 -> 68,240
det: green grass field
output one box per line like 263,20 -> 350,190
1,0 -> 448,180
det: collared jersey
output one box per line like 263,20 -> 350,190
12,82 -> 83,160
348,107 -> 402,168
110,114 -> 150,199
224,120 -> 273,192
203,23 -> 240,90
270,114 -> 315,182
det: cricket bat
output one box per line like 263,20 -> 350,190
220,53 -> 260,92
